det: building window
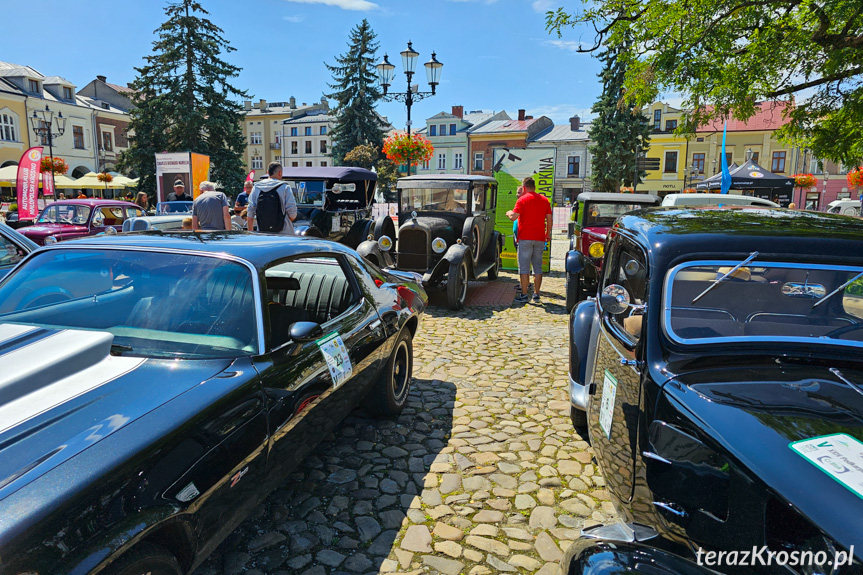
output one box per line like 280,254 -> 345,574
751,152 -> 759,164
320,126 -> 327,135
437,153 -> 446,170
429,125 -> 436,136
450,124 -> 456,135
73,125 -> 85,149
250,132 -> 262,144
653,109 -> 661,130
63,86 -> 73,100
320,140 -> 327,154
692,153 -> 705,174
0,113 -> 17,142
725,152 -> 733,166
567,156 -> 580,177
305,127 -> 312,136
251,156 -> 263,169
439,124 -> 446,136
771,151 -> 786,173
291,127 -> 298,136
292,161 -> 298,167
421,159 -> 430,170
28,79 -> 39,93
305,141 -> 312,154
102,132 -> 113,152
291,141 -> 298,154
306,161 -> 313,167
664,150 -> 678,173
474,152 -> 483,171
320,161 -> 327,167
454,153 -> 463,170
665,119 -> 677,132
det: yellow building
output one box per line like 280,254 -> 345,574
242,97 -> 330,173
640,103 -> 688,195
0,78 -> 30,168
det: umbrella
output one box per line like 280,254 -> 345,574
71,172 -> 127,189
0,165 -> 79,188
112,175 -> 138,187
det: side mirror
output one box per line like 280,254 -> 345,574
599,284 -> 631,315
289,321 -> 323,342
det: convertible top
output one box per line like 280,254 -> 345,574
279,167 -> 376,183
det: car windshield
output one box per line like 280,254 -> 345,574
38,204 -> 91,225
156,201 -> 193,214
0,248 -> 258,358
664,261 -> 863,347
583,203 -> 644,227
401,187 -> 467,213
287,180 -> 325,206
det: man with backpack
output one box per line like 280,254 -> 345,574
247,162 -> 297,234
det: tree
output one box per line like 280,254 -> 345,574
343,143 -> 379,170
374,157 -> 399,203
546,0 -> 863,165
587,44 -> 651,193
326,19 -> 385,165
120,0 -> 249,198
342,143 -> 398,202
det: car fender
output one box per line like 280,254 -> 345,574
482,230 -> 504,261
566,249 -> 586,275
561,539 -> 715,575
294,224 -> 324,238
570,299 -> 597,387
356,239 -> 389,268
424,242 -> 472,285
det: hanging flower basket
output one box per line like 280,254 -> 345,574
682,188 -> 698,194
847,167 -> 863,189
619,186 -> 634,193
382,132 -> 434,167
97,172 -> 113,183
40,156 -> 69,174
792,173 -> 817,189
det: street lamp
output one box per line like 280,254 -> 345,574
712,158 -> 718,175
376,42 -> 443,176
29,105 -> 66,195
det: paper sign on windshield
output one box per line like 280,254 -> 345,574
790,433 -> 863,500
317,332 -> 352,388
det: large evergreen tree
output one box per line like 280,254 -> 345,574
326,20 -> 384,165
119,0 -> 248,198
588,44 -> 651,193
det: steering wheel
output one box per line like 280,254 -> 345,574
822,323 -> 863,339
21,287 -> 73,309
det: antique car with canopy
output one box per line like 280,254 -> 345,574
18,199 -> 146,245
0,232 -> 426,575
359,174 -> 503,310
565,192 -> 660,312
564,208 -> 862,573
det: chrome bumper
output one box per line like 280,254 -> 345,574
569,373 -> 589,411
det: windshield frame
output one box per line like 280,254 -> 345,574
1,244 -> 266,357
399,186 -> 470,214
662,259 -> 863,350
37,204 -> 92,225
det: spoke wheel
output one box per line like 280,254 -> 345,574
447,260 -> 468,310
488,244 -> 501,280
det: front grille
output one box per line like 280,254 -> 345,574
397,228 -> 428,270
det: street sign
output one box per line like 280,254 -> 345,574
637,158 -> 661,171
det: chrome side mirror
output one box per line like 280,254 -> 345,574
600,284 -> 630,315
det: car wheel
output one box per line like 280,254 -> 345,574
364,329 -> 413,417
470,226 -> 481,266
447,260 -> 468,310
570,405 -> 587,432
487,244 -> 501,280
103,542 -> 181,575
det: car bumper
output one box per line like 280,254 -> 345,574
569,373 -> 589,411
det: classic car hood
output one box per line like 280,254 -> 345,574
0,324 -> 234,501
21,224 -> 87,239
399,216 -> 457,244
665,364 -> 863,554
582,225 -> 609,238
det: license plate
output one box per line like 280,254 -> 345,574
598,369 -> 617,439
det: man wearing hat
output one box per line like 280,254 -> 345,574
166,179 -> 192,202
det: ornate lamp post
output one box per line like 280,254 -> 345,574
29,105 -> 66,194
376,42 -> 443,176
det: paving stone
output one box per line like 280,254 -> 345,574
434,541 -> 463,558
400,525 -> 432,553
469,524 -> 498,537
529,506 -> 558,529
534,531 -> 563,562
355,516 -> 382,542
433,522 -> 465,541
535,563 -> 559,575
315,549 -> 346,567
422,555 -> 465,575
472,509 -> 505,523
486,555 -> 517,572
247,532 -> 285,552
465,535 -> 509,557
515,494 -> 536,510
510,554 -> 542,571
440,473 -> 462,494
327,469 -> 357,484
343,553 -> 372,571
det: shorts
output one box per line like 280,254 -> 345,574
517,239 -> 545,275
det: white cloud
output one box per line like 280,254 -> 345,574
544,39 -> 585,51
447,0 -> 499,4
284,0 -> 379,11
282,14 -> 305,22
532,0 -> 554,12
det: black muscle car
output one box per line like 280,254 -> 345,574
0,232 -> 426,575
565,208 -> 863,574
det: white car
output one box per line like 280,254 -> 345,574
661,193 -> 779,208
826,199 -> 861,216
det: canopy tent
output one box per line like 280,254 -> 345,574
0,165 -> 79,188
71,172 -> 127,189
111,175 -> 138,187
694,163 -> 741,190
694,159 -> 795,206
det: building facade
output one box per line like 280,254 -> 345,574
639,102 -> 689,195
77,76 -> 135,173
242,97 -> 330,173
0,78 -> 30,168
468,110 -> 554,176
418,106 -> 509,175
528,116 -> 592,205
279,113 -> 333,168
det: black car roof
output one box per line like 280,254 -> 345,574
617,208 -> 863,265
279,166 -> 376,182
49,232 -> 356,270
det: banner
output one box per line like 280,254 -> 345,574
190,153 -> 211,199
246,170 -> 255,182
42,170 -> 54,197
16,147 -> 43,220
492,147 -> 555,272
155,152 -> 191,203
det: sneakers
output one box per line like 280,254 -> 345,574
532,293 -> 541,302
515,293 -> 529,303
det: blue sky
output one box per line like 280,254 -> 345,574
3,0 -> 603,128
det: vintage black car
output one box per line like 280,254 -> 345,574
359,174 -> 503,310
0,232 -> 426,575
565,208 -> 863,574
565,192 -> 659,312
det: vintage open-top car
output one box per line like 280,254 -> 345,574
565,192 -> 660,312
359,174 -> 503,310
19,199 -> 147,245
0,232 -> 426,575
565,208 -> 862,574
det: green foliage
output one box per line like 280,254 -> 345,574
588,44 -> 651,193
546,0 -> 863,165
343,143 -> 379,170
375,157 -> 399,202
326,19 -> 385,165
122,0 -> 249,198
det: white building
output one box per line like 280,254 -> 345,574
528,116 -> 593,204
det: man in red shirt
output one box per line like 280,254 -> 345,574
507,176 -> 552,302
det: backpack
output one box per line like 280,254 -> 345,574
255,184 -> 285,232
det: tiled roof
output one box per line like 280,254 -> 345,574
696,101 -> 791,132
531,123 -> 593,142
106,81 -> 137,94
463,112 -> 493,125
42,75 -> 75,87
468,118 -> 546,135
0,61 -> 42,80
76,95 -> 127,114
283,113 -> 333,124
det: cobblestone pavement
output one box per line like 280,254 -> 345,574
194,230 -> 615,575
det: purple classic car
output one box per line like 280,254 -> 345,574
20,199 -> 146,246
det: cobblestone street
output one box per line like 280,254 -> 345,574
195,232 -> 615,575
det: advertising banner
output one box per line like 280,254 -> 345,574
42,170 -> 54,197
492,147 -> 555,271
190,153 -> 211,198
155,152 -> 191,203
16,147 -> 43,220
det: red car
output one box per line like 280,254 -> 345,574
20,199 -> 146,246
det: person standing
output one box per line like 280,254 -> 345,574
506,176 -> 552,303
235,180 -> 252,213
247,162 -> 297,235
166,179 -> 192,202
192,181 -> 231,230
134,191 -> 150,212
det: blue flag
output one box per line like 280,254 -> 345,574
720,121 -> 731,194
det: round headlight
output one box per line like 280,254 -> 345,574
588,242 -> 604,258
378,235 -> 393,252
44,235 -> 58,245
431,237 -> 447,254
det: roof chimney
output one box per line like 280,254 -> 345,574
259,99 -> 267,111
525,115 -> 533,120
570,115 -> 580,131
289,96 -> 296,109
518,109 -> 526,121
96,75 -> 107,83
452,105 -> 463,119
244,100 -> 252,111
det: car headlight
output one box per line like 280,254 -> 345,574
378,235 -> 393,251
588,242 -> 604,258
432,237 -> 447,254
44,235 -> 58,245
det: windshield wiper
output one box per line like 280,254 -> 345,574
692,251 -> 759,304
110,344 -> 133,356
811,271 -> 863,310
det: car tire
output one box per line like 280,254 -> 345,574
487,244 -> 501,280
103,542 -> 182,575
364,329 -> 413,417
570,405 -> 587,431
447,260 -> 468,310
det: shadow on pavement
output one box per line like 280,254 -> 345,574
194,378 -> 456,575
